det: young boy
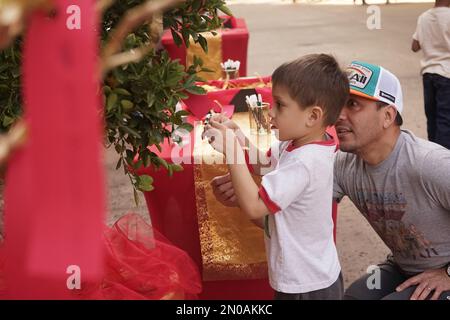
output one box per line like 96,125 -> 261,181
204,54 -> 349,300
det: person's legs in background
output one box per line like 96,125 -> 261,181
423,73 -> 437,143
433,73 -> 450,149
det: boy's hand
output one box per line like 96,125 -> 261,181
204,119 -> 236,155
210,114 -> 240,131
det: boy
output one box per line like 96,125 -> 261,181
204,54 -> 349,300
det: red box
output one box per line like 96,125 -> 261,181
161,16 -> 249,78
184,76 -> 273,119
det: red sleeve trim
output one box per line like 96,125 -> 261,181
244,149 -> 255,174
266,148 -> 272,158
258,186 -> 281,214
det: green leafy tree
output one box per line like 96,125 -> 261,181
0,0 -> 232,202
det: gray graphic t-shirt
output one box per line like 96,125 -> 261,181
334,130 -> 450,274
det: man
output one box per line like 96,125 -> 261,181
411,0 -> 450,149
211,61 -> 450,300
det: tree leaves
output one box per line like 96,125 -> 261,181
137,175 -> 154,192
107,93 -> 118,111
121,100 -> 134,111
171,29 -> 183,47
218,5 -> 233,17
185,85 -> 206,95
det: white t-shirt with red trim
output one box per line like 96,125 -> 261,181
258,138 -> 341,294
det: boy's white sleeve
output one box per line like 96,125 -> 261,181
333,152 -> 345,203
259,160 -> 309,214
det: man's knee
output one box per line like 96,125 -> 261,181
382,288 -> 450,300
344,263 -> 405,300
344,274 -> 385,300
381,287 -> 415,300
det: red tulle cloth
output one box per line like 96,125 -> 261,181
0,213 -> 202,300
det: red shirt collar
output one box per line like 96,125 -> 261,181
285,134 -> 336,152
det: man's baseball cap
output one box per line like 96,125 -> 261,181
346,61 -> 403,116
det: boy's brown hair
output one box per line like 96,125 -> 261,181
272,54 -> 349,126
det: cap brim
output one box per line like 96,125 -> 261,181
349,89 -> 380,102
350,88 -> 403,123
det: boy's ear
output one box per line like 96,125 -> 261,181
306,106 -> 324,127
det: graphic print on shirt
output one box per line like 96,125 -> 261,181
356,189 -> 439,260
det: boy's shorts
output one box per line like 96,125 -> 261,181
274,273 -> 344,300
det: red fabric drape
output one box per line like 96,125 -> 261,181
3,0 -> 104,299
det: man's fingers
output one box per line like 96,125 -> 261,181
417,284 -> 434,300
212,185 -> 228,201
396,274 -> 422,292
430,288 -> 443,301
410,282 -> 429,300
224,195 -> 238,207
224,187 -> 235,198
210,174 -> 231,187
218,181 -> 233,193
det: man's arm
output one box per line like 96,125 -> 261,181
420,149 -> 450,211
396,149 -> 450,300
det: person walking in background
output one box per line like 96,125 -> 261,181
412,0 -> 450,149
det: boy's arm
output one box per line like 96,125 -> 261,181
205,119 -> 274,220
250,218 -> 264,229
209,114 -> 272,176
228,143 -> 271,220
234,128 -> 272,176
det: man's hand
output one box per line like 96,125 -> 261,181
210,173 -> 238,207
396,267 -> 450,300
